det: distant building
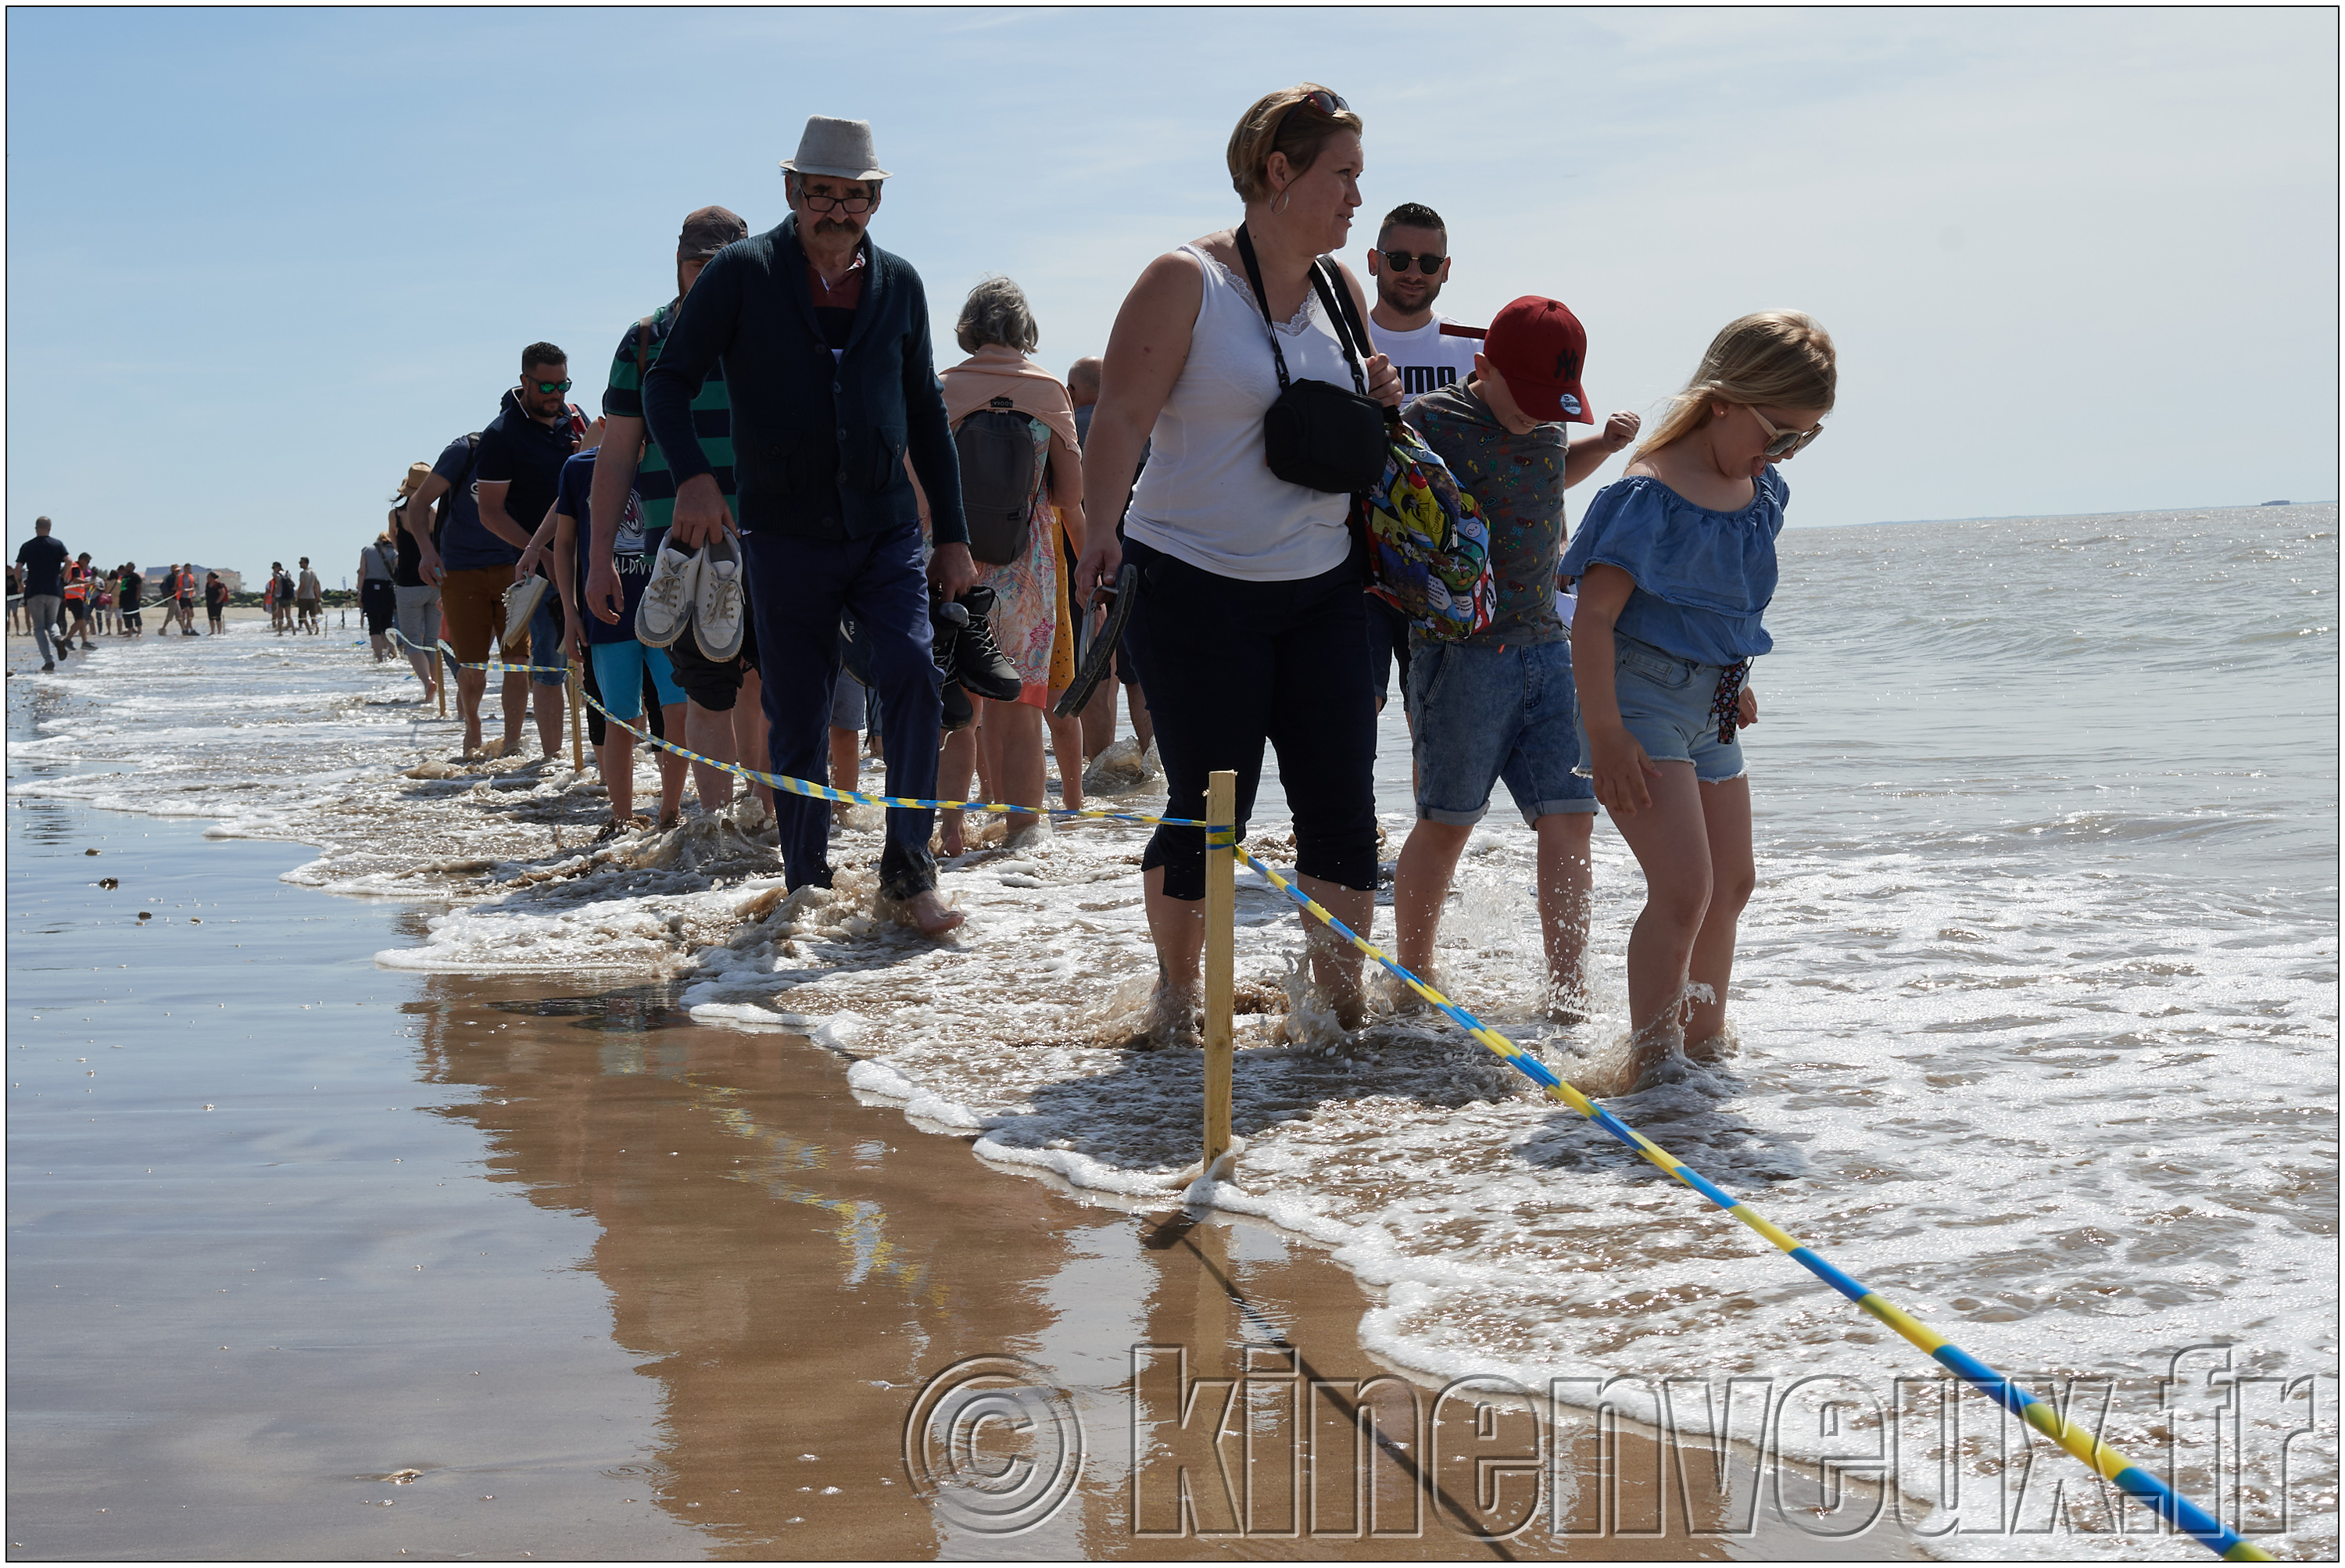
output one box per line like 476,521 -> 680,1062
141,564 -> 244,593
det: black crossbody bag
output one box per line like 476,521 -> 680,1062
1233,224 -> 1387,494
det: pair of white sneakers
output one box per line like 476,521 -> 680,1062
636,533 -> 746,661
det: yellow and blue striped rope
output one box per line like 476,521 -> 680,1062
378,628 -> 570,678
433,637 -> 567,677
1231,843 -> 2269,1562
576,683 -> 1207,829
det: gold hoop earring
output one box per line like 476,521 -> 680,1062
1270,188 -> 1291,217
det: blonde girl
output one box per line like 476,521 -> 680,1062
1561,311 -> 1836,1091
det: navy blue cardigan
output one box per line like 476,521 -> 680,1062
642,215 -> 967,546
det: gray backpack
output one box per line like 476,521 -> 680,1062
954,397 -> 1037,566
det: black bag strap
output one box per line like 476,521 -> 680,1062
1234,224 -> 1372,400
1231,224 -> 1293,393
1316,263 -> 1374,371
1303,261 -> 1370,397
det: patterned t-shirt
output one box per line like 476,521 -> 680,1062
1405,381 -> 1570,647
603,301 -> 735,533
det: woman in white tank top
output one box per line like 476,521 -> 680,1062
1073,84 -> 1402,1048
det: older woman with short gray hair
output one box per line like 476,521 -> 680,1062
957,276 -> 1039,357
929,276 -> 1089,853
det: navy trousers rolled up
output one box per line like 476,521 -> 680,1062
741,522 -> 943,900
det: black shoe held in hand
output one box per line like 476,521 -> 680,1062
946,587 -> 1022,703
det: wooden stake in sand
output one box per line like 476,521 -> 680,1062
1201,768 -> 1237,1182
566,658 -> 584,774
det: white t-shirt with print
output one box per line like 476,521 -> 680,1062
1369,314 -> 1484,406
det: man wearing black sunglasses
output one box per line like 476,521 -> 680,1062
1366,202 -> 1480,408
441,341 -> 585,758
1359,203 -> 1483,728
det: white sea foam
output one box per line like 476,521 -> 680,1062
9,509 -> 2336,1559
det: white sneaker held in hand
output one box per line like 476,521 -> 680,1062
692,532 -> 746,661
635,542 -> 701,649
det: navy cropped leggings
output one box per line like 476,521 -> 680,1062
1123,536 -> 1380,901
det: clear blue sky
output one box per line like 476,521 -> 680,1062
7,6 -> 2336,580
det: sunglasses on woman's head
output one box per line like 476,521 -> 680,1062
1377,249 -> 1445,274
1281,88 -> 1350,126
528,378 -> 573,395
1745,404 -> 1824,456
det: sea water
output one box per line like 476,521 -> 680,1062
9,507 -> 2337,1559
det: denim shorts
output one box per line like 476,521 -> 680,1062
528,597 -> 567,689
1574,632 -> 1747,784
830,668 -> 866,731
589,640 -> 686,722
1409,637 -> 1596,826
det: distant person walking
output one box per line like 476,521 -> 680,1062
16,516 -> 70,670
63,553 -> 96,650
1564,310 -> 1835,1092
205,571 -> 228,633
388,462 -> 443,703
359,532 -> 399,660
265,563 -> 289,633
644,115 -> 974,935
118,562 -> 144,637
174,564 -> 198,635
1072,84 -> 1401,1044
295,558 -> 322,634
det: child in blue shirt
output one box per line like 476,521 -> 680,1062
1562,310 -> 1837,1093
549,446 -> 689,836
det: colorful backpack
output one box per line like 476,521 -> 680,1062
1357,423 -> 1497,639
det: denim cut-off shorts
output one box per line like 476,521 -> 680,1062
1409,639 -> 1597,826
1573,632 -> 1748,785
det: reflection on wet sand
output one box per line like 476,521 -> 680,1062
407,976 -> 1860,1559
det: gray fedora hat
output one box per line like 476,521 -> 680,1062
779,116 -> 891,181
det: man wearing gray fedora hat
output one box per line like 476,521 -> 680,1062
645,114 -> 975,935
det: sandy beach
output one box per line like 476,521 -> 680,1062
8,797 -> 1850,1559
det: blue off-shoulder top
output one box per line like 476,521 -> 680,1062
1559,468 -> 1788,665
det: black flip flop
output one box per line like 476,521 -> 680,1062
1052,561 -> 1139,719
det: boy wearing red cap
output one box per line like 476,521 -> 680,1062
1391,296 -> 1640,1016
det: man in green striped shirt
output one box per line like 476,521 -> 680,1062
586,205 -> 767,811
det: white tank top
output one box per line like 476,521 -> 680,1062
1124,243 -> 1359,582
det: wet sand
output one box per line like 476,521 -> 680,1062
7,775 -> 1918,1559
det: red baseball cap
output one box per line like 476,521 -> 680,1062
1484,296 -> 1592,424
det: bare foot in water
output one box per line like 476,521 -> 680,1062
1576,1017 -> 1683,1097
889,890 -> 964,936
1126,980 -> 1202,1051
1685,1029 -> 1737,1063
938,814 -> 966,858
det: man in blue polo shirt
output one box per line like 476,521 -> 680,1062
645,116 -> 973,935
